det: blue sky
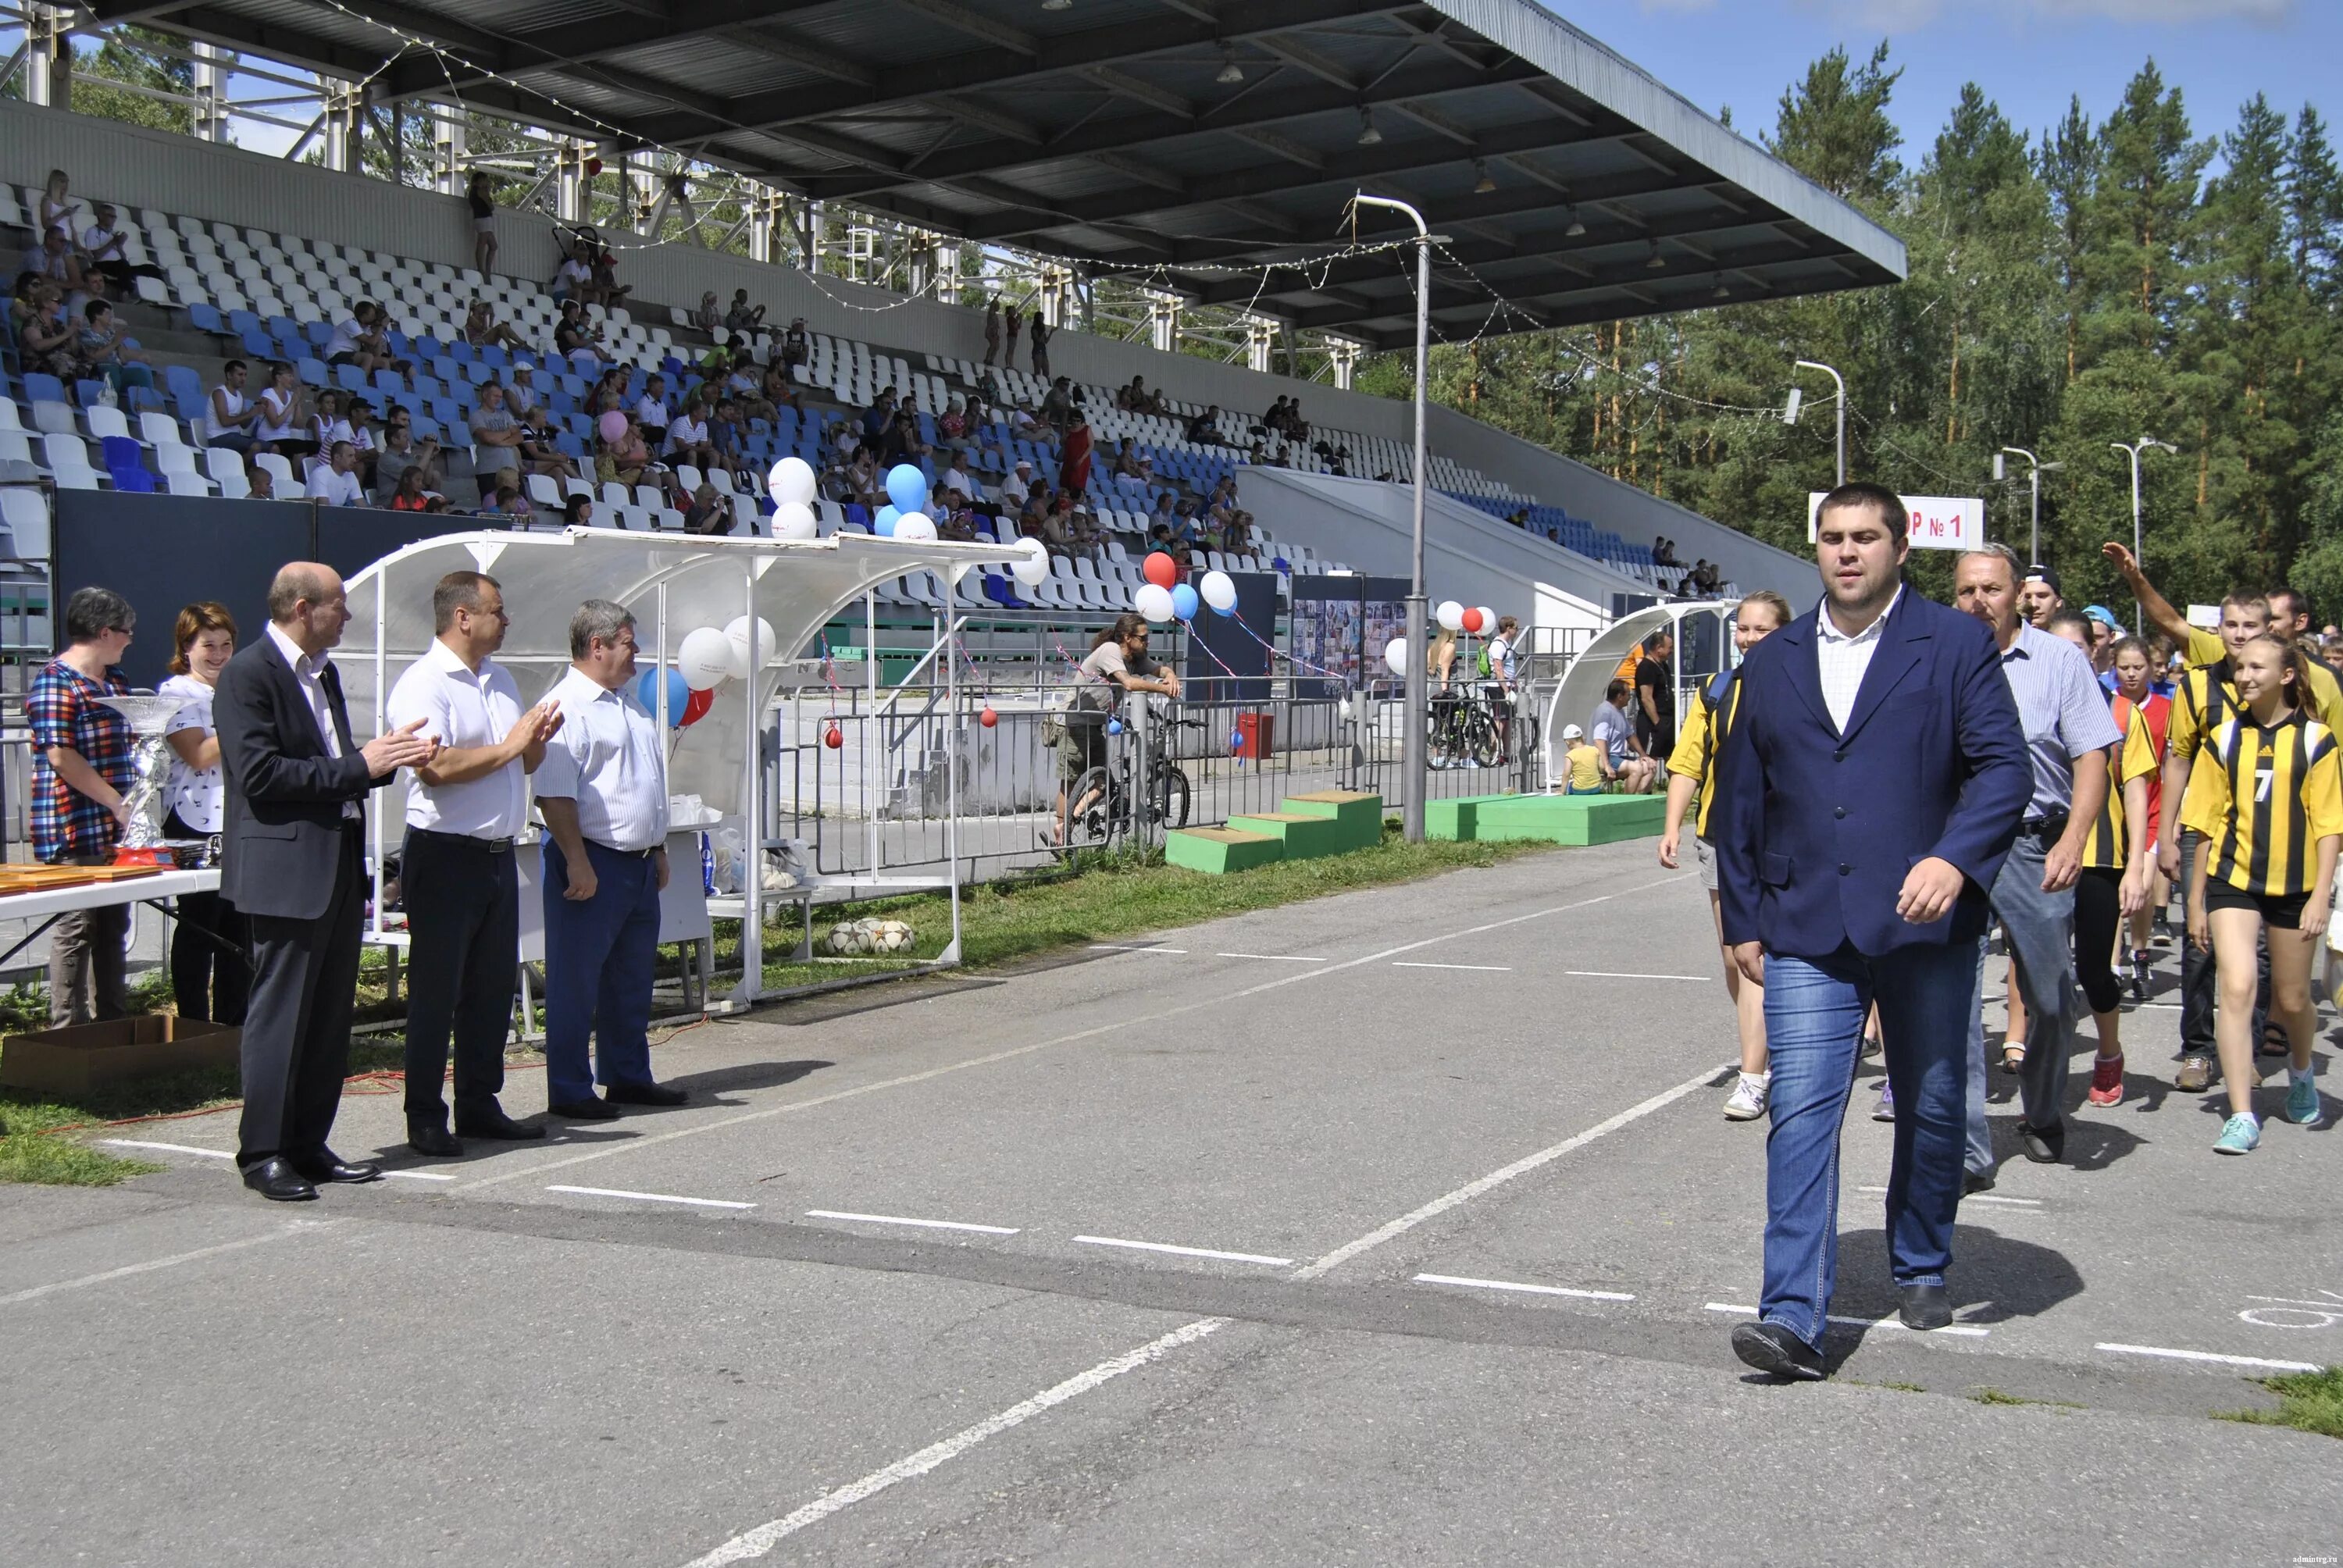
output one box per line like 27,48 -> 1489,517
1560,0 -> 2332,164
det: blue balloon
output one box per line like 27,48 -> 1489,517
1271,556 -> 1291,574
885,463 -> 928,515
1229,730 -> 1245,751
1170,583 -> 1200,621
1107,718 -> 1124,736
635,665 -> 690,727
873,504 -> 900,537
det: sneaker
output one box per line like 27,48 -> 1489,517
2214,1113 -> 2261,1155
2287,1072 -> 2323,1128
1723,1072 -> 1770,1121
2174,1054 -> 2215,1093
2085,1052 -> 2125,1107
2129,950 -> 2151,1002
1870,1082 -> 1895,1122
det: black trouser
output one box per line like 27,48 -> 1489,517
399,830 -> 519,1124
237,827 -> 365,1168
2177,826 -> 2267,1053
2074,867 -> 2124,1017
166,810 -> 248,1025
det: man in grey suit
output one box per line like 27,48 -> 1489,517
215,562 -> 436,1201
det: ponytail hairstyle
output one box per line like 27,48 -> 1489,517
1092,611 -> 1147,651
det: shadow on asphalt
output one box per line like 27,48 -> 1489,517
662,1057 -> 833,1097
1833,1223 -> 2084,1331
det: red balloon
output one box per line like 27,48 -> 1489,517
1460,607 -> 1485,634
583,156 -> 604,178
823,724 -> 843,750
680,686 -> 715,726
979,705 -> 998,729
1142,551 -> 1179,590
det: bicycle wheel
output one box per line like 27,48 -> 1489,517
1468,708 -> 1502,769
1151,762 -> 1191,830
1066,766 -> 1114,850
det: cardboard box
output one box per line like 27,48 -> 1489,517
1,1014 -> 241,1096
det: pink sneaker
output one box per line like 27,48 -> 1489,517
2085,1052 -> 2124,1107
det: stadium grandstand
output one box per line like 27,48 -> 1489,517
2,0 -> 1906,660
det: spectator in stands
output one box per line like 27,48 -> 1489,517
1262,396 -> 1290,438
1040,498 -> 1077,560
18,229 -> 84,297
306,441 -> 365,507
758,358 -> 797,422
1150,490 -> 1179,534
551,237 -> 594,305
682,483 -> 732,536
725,289 -> 765,333
253,360 -> 310,458
634,375 -> 672,450
205,360 -> 261,454
563,494 -> 594,527
1060,415 -> 1094,497
1111,440 -> 1143,481
588,365 -> 627,416
338,394 -> 383,489
467,171 -> 499,276
244,464 -> 276,501
817,455 -> 854,506
516,404 -> 578,483
1653,537 -> 1679,568
375,407 -> 444,501
587,236 -> 630,306
326,301 -> 392,376
1029,313 -> 1053,377
597,414 -> 662,490
1187,405 -> 1224,445
77,205 -> 161,290
62,264 -> 116,333
1507,507 -> 1530,529
556,300 -> 604,369
1039,376 -> 1075,430
37,169 -> 76,244
29,585 -> 138,1026
982,300 -> 1002,366
1288,401 -> 1311,441
690,291 -> 722,333
847,448 -> 883,508
469,380 -> 526,483
306,388 -> 350,460
938,397 -> 969,443
666,397 -> 717,472
717,355 -> 761,411
706,399 -> 747,476
781,316 -> 810,368
1590,678 -> 1659,793
462,299 -> 528,355
1226,509 -> 1255,555
936,494 -> 976,543
490,483 -> 534,524
501,365 -> 540,418
387,467 -> 431,511
940,449 -> 980,504
1069,505 -> 1102,561
15,286 -> 77,380
1003,304 -> 1022,367
1000,458 -> 1034,511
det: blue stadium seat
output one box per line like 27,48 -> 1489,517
24,372 -> 66,405
297,356 -> 330,388
188,302 -> 225,334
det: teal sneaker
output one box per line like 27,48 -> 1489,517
2286,1074 -> 2323,1128
2213,1114 -> 2261,1155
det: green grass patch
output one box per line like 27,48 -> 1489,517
0,1096 -> 162,1186
2216,1367 -> 2343,1438
1967,1388 -> 2081,1410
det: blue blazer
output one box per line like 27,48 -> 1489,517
1714,588 -> 2030,959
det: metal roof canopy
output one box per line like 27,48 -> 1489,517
98,0 -> 1907,347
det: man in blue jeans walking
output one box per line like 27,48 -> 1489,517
1714,483 -> 2030,1379
533,598 -> 686,1119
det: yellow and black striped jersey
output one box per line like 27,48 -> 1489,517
2165,658 -> 2241,770
2179,710 -> 2343,897
1665,671 -> 1744,839
2184,625 -> 2343,732
2077,708 -> 2138,872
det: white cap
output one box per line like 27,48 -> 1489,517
1560,724 -> 1585,741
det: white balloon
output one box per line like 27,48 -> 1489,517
1009,536 -> 1050,587
1135,583 -> 1175,624
768,455 -> 815,507
678,626 -> 736,691
1477,608 -> 1497,637
1384,636 -> 1410,676
722,615 -> 776,676
771,500 -> 816,540
1199,569 -> 1238,612
1435,600 -> 1464,633
892,511 -> 937,542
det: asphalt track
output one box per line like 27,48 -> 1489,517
6,840 -> 2341,1566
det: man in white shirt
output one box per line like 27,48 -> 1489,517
940,450 -> 981,504
502,366 -> 539,417
386,571 -> 564,1156
305,441 -> 365,507
325,301 -> 388,373
533,599 -> 680,1118
1000,458 -> 1033,509
634,376 -> 671,449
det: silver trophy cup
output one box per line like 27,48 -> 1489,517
98,693 -> 202,853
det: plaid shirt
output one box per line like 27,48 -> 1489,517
28,658 -> 134,863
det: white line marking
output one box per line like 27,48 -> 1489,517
384,1171 -> 457,1183
1074,1235 -> 1294,1267
546,1185 -> 754,1210
1214,952 -> 1323,962
0,1222 -> 323,1306
1564,971 -> 1710,982
464,871 -> 1696,1194
1289,1059 -> 1731,1283
1703,1303 -> 1988,1338
804,1210 -> 1019,1236
1087,944 -> 1186,953
1861,1184 -> 2042,1209
1414,1272 -> 1635,1303
101,1138 -> 230,1159
680,1317 -> 1229,1566
2095,1342 -> 2321,1373
1392,961 -> 1512,971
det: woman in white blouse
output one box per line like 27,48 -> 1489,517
253,360 -> 311,458
161,603 -> 249,1025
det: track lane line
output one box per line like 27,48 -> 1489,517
805,1210 -> 1019,1236
2096,1342 -> 2321,1373
1,1221 -> 326,1307
546,1185 -> 754,1210
1415,1272 -> 1634,1303
1074,1235 -> 1293,1267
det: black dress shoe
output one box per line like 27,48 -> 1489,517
290,1149 -> 384,1184
1897,1282 -> 1953,1331
453,1105 -> 546,1141
603,1081 -> 687,1107
2017,1119 -> 2065,1164
1963,1167 -> 1997,1195
1731,1320 -> 1825,1381
408,1121 -> 463,1158
241,1157 -> 319,1202
549,1096 -> 621,1121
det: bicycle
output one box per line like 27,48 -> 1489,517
1065,702 -> 1195,851
1430,686 -> 1503,769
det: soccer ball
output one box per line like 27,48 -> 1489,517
868,918 -> 916,953
824,921 -> 872,955
822,918 -> 918,956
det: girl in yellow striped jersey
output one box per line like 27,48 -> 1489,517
2180,636 -> 2339,1153
1659,591 -> 1792,1121
2045,614 -> 2134,1107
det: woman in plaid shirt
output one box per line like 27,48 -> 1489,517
28,586 -> 138,1025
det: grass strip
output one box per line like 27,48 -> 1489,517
2217,1368 -> 2343,1438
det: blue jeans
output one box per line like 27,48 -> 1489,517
1963,944 -> 1994,1178
541,839 -> 662,1104
1760,939 -> 1980,1349
1989,831 -> 2078,1133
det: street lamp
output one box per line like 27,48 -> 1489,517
1785,360 -> 1846,486
2111,437 -> 2177,632
1350,191 -> 1438,843
1993,446 -> 2065,566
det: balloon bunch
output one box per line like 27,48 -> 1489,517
765,457 -> 819,540
1435,600 -> 1500,637
1133,551 -> 1240,626
638,615 -> 777,737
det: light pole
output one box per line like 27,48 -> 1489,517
1785,360 -> 1846,485
2110,437 -> 2177,633
1994,446 -> 2065,566
1352,191 -> 1436,843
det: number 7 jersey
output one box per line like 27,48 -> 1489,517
2179,709 -> 2343,897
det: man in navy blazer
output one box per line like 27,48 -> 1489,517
1713,483 -> 2030,1379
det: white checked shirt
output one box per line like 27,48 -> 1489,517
1813,586 -> 1902,734
266,622 -> 362,818
385,639 -> 526,837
